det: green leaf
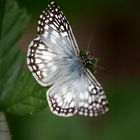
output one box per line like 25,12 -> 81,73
0,0 -> 47,115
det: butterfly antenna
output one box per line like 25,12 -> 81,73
86,33 -> 94,54
96,65 -> 106,72
86,33 -> 93,55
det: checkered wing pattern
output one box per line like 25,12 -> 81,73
27,2 -> 109,117
27,2 -> 79,86
47,69 -> 108,117
37,2 -> 79,55
77,69 -> 109,116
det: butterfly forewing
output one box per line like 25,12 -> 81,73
27,2 -> 80,86
37,2 -> 79,55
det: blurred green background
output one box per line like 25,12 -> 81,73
1,0 -> 140,140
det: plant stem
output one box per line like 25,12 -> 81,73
0,112 -> 11,140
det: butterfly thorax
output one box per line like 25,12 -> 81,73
68,56 -> 83,73
80,51 -> 98,73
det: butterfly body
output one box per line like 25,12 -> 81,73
27,2 -> 109,117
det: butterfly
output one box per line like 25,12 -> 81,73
27,1 -> 109,117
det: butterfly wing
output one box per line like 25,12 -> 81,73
37,2 -> 79,55
77,69 -> 109,116
27,2 -> 79,86
27,37 -> 62,86
47,72 -> 78,117
47,68 -> 109,117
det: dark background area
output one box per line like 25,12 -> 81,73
8,0 -> 140,140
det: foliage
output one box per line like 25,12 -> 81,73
0,0 -> 47,115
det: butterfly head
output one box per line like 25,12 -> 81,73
80,51 -> 98,73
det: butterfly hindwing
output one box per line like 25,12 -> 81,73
77,69 -> 109,116
47,72 -> 78,116
46,68 -> 108,117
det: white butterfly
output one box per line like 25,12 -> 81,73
27,2 -> 109,117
